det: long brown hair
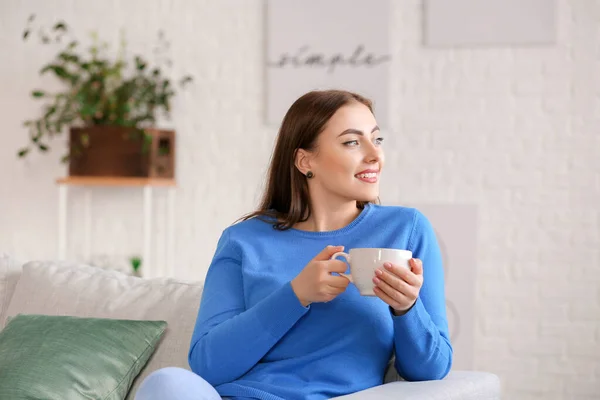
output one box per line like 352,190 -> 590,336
241,89 -> 376,230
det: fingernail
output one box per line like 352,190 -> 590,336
373,277 -> 380,284
375,269 -> 383,276
384,263 -> 392,269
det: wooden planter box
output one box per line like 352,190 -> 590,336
68,126 -> 175,179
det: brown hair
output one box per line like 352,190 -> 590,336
241,89 -> 376,230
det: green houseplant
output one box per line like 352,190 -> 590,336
130,256 -> 143,277
18,14 -> 193,178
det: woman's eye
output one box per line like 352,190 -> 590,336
343,137 -> 384,147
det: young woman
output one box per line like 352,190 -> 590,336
135,90 -> 452,400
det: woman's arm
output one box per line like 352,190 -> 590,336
188,229 -> 309,386
392,210 -> 453,381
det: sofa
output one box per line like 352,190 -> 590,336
0,254 -> 501,399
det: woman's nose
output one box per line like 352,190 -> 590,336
364,142 -> 383,164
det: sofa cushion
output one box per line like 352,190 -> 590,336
4,261 -> 204,399
0,314 -> 166,400
0,254 -> 22,331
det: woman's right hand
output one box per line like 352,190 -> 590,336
290,245 -> 351,307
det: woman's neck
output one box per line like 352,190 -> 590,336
294,199 -> 361,232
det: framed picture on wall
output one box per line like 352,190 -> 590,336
266,0 -> 392,127
424,0 -> 556,47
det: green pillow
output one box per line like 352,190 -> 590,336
0,314 -> 167,400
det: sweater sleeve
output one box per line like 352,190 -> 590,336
391,209 -> 453,381
188,229 -> 310,386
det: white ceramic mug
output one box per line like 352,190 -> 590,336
331,248 -> 413,296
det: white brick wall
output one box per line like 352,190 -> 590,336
0,0 -> 598,398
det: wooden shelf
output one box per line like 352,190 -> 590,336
56,176 -> 176,187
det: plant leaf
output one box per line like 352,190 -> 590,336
44,106 -> 56,118
18,148 -> 30,157
180,75 -> 193,86
135,56 -> 147,71
32,90 -> 45,98
53,21 -> 67,32
58,52 -> 79,63
40,64 -> 71,80
23,30 -> 30,40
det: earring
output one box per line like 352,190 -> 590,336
306,171 -> 314,179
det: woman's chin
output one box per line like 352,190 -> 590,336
355,192 -> 379,203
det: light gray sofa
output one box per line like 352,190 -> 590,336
0,254 -> 501,399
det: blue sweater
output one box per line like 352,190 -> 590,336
188,204 -> 453,400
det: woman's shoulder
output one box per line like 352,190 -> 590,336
368,204 -> 436,244
369,203 -> 424,222
222,213 -> 279,239
212,215 -> 279,257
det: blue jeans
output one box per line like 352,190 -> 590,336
134,367 -> 229,400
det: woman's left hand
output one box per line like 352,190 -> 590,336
373,258 -> 424,316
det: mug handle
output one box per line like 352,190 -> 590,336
330,251 -> 353,283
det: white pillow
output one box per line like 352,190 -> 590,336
5,260 -> 204,399
0,253 -> 23,330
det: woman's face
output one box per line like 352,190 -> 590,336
300,101 -> 385,203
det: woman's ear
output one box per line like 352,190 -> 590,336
294,148 -> 312,176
